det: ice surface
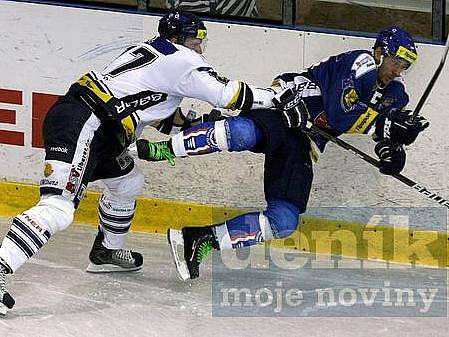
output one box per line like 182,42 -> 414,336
0,218 -> 447,337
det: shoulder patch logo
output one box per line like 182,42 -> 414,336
208,70 -> 229,85
352,53 -> 376,79
197,67 -> 229,85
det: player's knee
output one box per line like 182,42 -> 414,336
103,166 -> 144,201
120,166 -> 144,200
225,116 -> 263,152
264,198 -> 300,239
34,195 -> 75,234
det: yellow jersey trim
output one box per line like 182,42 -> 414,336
77,74 -> 113,103
348,107 -> 379,134
226,81 -> 242,110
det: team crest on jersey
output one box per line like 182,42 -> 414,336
44,163 -> 53,177
342,87 -> 360,112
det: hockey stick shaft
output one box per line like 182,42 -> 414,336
411,36 -> 449,121
308,123 -> 449,208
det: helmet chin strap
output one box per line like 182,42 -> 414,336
175,35 -> 186,45
375,54 -> 387,89
376,53 -> 385,68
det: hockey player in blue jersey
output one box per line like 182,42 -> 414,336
138,26 -> 429,280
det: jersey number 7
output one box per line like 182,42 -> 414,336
108,46 -> 158,77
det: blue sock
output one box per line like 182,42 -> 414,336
213,198 -> 300,249
171,117 -> 263,156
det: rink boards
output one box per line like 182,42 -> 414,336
0,180 -> 447,268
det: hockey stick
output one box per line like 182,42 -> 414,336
307,122 -> 449,208
308,37 -> 449,206
411,35 -> 449,121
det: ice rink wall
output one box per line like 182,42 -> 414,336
0,0 -> 448,266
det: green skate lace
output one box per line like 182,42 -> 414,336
196,241 -> 214,263
148,141 -> 175,166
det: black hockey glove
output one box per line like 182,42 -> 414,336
117,112 -> 140,147
199,109 -> 225,123
188,109 -> 225,129
375,109 -> 429,145
272,87 -> 310,130
152,108 -> 225,135
152,108 -> 193,135
374,140 -> 406,175
100,111 -> 138,148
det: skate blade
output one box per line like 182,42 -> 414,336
86,263 -> 141,273
167,229 -> 190,281
0,303 -> 6,316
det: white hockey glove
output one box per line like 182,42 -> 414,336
272,87 -> 310,130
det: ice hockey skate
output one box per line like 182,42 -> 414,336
86,228 -> 143,273
167,226 -> 219,280
0,263 -> 15,316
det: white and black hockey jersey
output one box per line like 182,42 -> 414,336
76,36 -> 273,138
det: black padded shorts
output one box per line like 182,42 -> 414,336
240,109 -> 314,213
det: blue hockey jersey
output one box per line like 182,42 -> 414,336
274,50 -> 409,151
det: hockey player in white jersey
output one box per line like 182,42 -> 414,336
0,9 -> 275,315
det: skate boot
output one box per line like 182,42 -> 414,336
167,226 -> 219,280
0,262 -> 15,316
136,139 -> 175,166
86,229 -> 143,273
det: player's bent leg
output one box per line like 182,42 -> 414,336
263,197 -> 301,239
167,197 -> 300,280
171,116 -> 263,156
140,116 -> 264,164
226,116 -> 264,152
87,166 -> 144,273
214,197 -> 300,248
0,194 -> 75,314
169,212 -> 271,280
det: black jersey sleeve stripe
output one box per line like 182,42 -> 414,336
231,82 -> 253,110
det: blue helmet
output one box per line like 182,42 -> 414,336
158,10 -> 207,43
374,26 -> 417,69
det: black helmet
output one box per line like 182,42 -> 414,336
158,10 -> 207,44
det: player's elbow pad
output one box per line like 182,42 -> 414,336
222,81 -> 274,111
